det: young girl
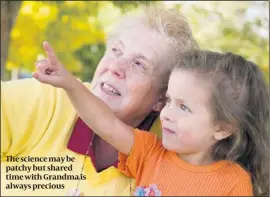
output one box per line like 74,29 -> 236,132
33,41 -> 269,196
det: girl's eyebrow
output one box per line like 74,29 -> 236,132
170,94 -> 189,105
175,97 -> 185,104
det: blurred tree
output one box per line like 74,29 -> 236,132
177,1 -> 269,82
6,1 -> 150,81
112,1 -> 152,13
74,43 -> 105,82
4,1 -> 269,82
7,1 -> 105,80
1,1 -> 22,80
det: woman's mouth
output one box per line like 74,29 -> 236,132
101,82 -> 121,96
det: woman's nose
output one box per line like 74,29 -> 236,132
108,59 -> 126,79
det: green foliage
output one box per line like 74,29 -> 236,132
6,1 -> 269,82
112,1 -> 152,12
7,1 -> 107,74
74,43 -> 105,81
178,1 -> 269,82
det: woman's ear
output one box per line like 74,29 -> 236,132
152,96 -> 166,112
152,100 -> 165,112
213,122 -> 234,141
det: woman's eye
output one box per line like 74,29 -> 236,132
112,47 -> 122,56
165,96 -> 171,105
133,60 -> 146,70
135,61 -> 142,67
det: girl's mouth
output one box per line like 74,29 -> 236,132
162,127 -> 176,134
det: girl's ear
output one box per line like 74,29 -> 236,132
213,122 -> 234,141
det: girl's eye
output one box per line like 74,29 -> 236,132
180,104 -> 191,112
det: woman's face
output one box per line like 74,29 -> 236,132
91,25 -> 171,126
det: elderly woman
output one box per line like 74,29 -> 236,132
1,4 -> 197,196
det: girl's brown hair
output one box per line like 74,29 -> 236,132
175,50 -> 269,196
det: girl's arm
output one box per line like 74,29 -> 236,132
66,79 -> 134,155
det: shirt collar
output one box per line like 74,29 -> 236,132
67,111 -> 159,170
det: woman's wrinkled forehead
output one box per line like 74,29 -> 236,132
108,24 -> 173,73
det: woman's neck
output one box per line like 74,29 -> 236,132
94,137 -> 118,171
93,116 -> 143,171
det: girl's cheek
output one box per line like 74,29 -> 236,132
176,129 -> 198,146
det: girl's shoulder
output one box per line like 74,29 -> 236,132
221,161 -> 253,195
223,161 -> 252,180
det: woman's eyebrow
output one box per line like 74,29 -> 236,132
134,52 -> 156,68
117,40 -> 125,49
135,53 -> 148,61
117,40 -> 157,69
138,54 -> 157,71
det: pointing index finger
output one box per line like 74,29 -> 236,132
43,41 -> 58,66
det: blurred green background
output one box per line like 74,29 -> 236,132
1,1 -> 269,82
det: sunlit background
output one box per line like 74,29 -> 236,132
1,1 -> 269,82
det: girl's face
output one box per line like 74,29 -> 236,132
160,69 -> 223,158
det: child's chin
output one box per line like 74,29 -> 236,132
162,139 -> 174,151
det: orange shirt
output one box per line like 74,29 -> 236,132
118,129 -> 253,196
